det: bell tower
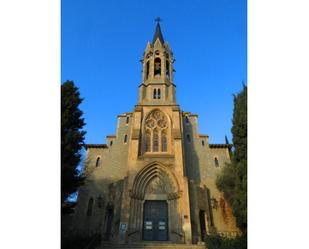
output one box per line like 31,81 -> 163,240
138,20 -> 176,105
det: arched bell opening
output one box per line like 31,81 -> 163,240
166,60 -> 170,79
154,58 -> 161,77
145,60 -> 150,80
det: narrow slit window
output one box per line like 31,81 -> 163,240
162,133 -> 167,152
124,134 -> 127,143
110,141 -> 113,146
95,157 -> 100,167
145,134 -> 151,152
202,140 -> 205,146
153,89 -> 157,99
153,132 -> 159,152
214,157 -> 219,167
157,89 -> 161,99
87,198 -> 94,216
186,134 -> 191,142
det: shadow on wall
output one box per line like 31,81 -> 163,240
62,154 -> 127,243
183,119 -> 217,243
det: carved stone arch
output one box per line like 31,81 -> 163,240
143,108 -> 171,125
128,162 -> 183,242
131,162 -> 180,200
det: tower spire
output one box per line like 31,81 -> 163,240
152,17 -> 164,44
138,20 -> 175,105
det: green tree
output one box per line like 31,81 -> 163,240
61,80 -> 86,214
216,85 -> 247,232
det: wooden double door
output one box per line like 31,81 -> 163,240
142,201 -> 168,241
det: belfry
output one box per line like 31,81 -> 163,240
66,21 -> 240,246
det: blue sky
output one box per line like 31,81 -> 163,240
61,0 -> 247,145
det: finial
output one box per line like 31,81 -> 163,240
155,17 -> 163,23
152,17 -> 164,44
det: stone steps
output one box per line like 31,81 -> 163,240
97,243 -> 206,249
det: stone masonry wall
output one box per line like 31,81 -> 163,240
182,112 -> 240,238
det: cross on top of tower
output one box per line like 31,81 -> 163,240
152,17 -> 164,44
155,17 -> 163,23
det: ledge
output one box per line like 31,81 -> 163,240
209,144 -> 232,149
85,144 -> 108,149
138,153 -> 175,159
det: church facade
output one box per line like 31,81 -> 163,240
68,23 -> 240,245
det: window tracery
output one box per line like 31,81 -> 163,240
144,110 -> 169,153
153,130 -> 159,152
145,132 -> 151,152
162,132 -> 167,152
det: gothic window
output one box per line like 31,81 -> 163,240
162,133 -> 167,152
153,89 -> 157,99
186,134 -> 191,142
214,157 -> 219,167
202,140 -> 205,146
145,133 -> 151,152
154,58 -> 161,77
87,197 -> 94,216
124,134 -> 127,143
166,60 -> 170,79
144,110 -> 169,153
95,157 -> 100,167
110,141 -> 113,146
157,89 -> 161,99
145,61 -> 150,79
126,116 -> 129,124
153,131 -> 159,152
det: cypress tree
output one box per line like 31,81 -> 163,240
61,80 -> 86,214
216,85 -> 247,232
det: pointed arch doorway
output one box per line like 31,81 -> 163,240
128,162 -> 182,243
143,200 -> 168,241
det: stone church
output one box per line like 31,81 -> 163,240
68,22 -> 240,246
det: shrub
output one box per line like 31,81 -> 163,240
204,234 -> 247,249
